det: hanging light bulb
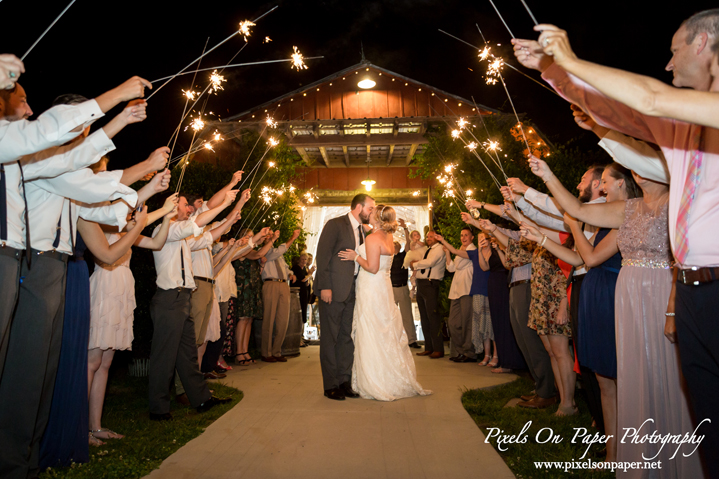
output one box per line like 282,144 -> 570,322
361,160 -> 375,191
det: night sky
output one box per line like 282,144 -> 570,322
4,0 -> 717,170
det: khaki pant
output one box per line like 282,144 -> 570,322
392,285 -> 417,344
190,280 -> 214,346
262,281 -> 291,357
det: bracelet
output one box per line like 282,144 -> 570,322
480,202 -> 485,209
540,235 -> 548,247
543,173 -> 554,184
354,256 -> 359,263
665,312 -> 675,317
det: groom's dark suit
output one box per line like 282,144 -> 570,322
314,213 -> 360,391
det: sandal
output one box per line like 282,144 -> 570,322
242,352 -> 256,364
90,428 -> 124,440
491,367 -> 512,374
478,355 -> 491,366
234,353 -> 250,365
88,431 -> 105,447
487,356 -> 499,368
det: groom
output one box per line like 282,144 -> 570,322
315,194 -> 375,400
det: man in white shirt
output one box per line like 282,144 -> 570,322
148,191 -> 238,421
444,227 -> 478,362
260,229 -> 301,362
411,231 -> 447,358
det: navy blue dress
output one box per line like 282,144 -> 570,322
577,228 -> 621,378
40,235 -> 90,468
487,249 -> 526,370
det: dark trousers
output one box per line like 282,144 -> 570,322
448,295 -> 475,358
676,281 -> 719,478
319,285 -> 355,391
0,251 -> 22,379
569,274 -> 605,435
417,279 -> 443,353
202,301 -> 228,373
0,254 -> 68,479
508,282 -> 556,399
149,288 -> 211,414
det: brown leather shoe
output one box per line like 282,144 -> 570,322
204,371 -> 226,379
429,351 -> 445,359
517,395 -> 559,409
416,351 -> 433,356
261,356 -> 277,363
520,393 -> 537,402
273,356 -> 288,362
175,393 -> 190,406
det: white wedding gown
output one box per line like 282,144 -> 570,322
351,244 -> 432,401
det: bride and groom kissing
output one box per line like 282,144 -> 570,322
314,194 -> 431,402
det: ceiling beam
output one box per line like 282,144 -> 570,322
288,132 -> 427,148
342,146 -> 349,167
318,146 -> 330,167
366,145 -> 371,163
406,143 -> 418,166
296,147 -> 314,166
386,144 -> 395,166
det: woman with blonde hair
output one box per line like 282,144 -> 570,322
338,205 -> 431,401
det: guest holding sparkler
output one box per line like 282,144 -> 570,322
514,12 -> 717,473
391,219 -> 419,349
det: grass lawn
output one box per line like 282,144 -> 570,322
40,370 -> 242,479
462,375 -> 615,478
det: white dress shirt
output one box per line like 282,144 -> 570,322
212,242 -> 237,302
413,243 -> 446,280
187,230 -> 215,279
152,219 -> 203,290
0,100 -> 103,164
347,212 -> 365,274
261,244 -> 290,280
0,128 -> 115,250
25,168 -> 137,253
447,243 -> 476,299
598,130 -> 669,184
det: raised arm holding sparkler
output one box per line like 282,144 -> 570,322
0,54 -> 24,90
193,189 -> 238,228
120,147 -> 170,185
518,24 -> 719,130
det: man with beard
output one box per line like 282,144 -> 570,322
315,194 -> 375,399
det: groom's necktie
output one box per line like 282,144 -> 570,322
358,225 -> 364,246
419,245 -> 432,276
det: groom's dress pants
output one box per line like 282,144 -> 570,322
416,279 -> 443,353
319,283 -> 356,390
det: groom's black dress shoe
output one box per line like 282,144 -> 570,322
408,342 -> 421,349
455,354 -> 476,363
340,381 -> 360,398
149,412 -> 173,421
324,388 -> 346,400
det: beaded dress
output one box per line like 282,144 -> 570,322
614,198 -> 701,478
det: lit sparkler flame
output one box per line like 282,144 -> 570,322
268,161 -> 276,168
478,46 -> 491,62
204,143 -> 214,151
428,202 -> 433,209
466,190 -> 473,196
412,190 -> 420,197
268,137 -> 279,147
238,20 -> 255,42
466,142 -> 478,151
483,140 -> 501,152
289,185 -> 296,192
213,132 -> 221,141
183,89 -> 197,100
457,118 -> 468,130
443,189 -> 455,198
190,117 -> 205,132
291,46 -> 308,71
444,164 -> 456,173
209,70 -> 226,94
264,36 -> 272,43
266,117 -> 278,128
486,58 -> 504,86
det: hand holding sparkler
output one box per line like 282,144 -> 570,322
238,188 -> 251,206
500,186 -> 516,203
147,168 -> 172,194
121,100 -> 148,125
519,222 -> 543,243
230,170 -> 244,187
534,25 -> 577,68
506,178 -> 529,195
0,54 -> 24,90
511,38 -> 554,73
222,189 -> 239,208
162,193 -> 180,215
528,155 -> 553,182
97,76 -> 152,113
146,147 -> 170,172
570,104 -> 610,138
465,199 -> 484,210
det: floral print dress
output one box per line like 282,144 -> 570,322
506,238 -> 570,337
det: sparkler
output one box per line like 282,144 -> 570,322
485,57 -> 503,85
149,56 -> 324,83
291,46 -> 308,71
146,5 -> 278,100
264,36 -> 273,43
21,0 -> 77,60
189,117 -> 205,132
238,20 -> 255,42
519,0 -> 539,25
487,0 -> 516,39
208,70 -> 226,94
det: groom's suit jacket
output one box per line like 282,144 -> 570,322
314,213 -> 357,303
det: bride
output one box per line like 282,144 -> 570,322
338,205 -> 431,401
